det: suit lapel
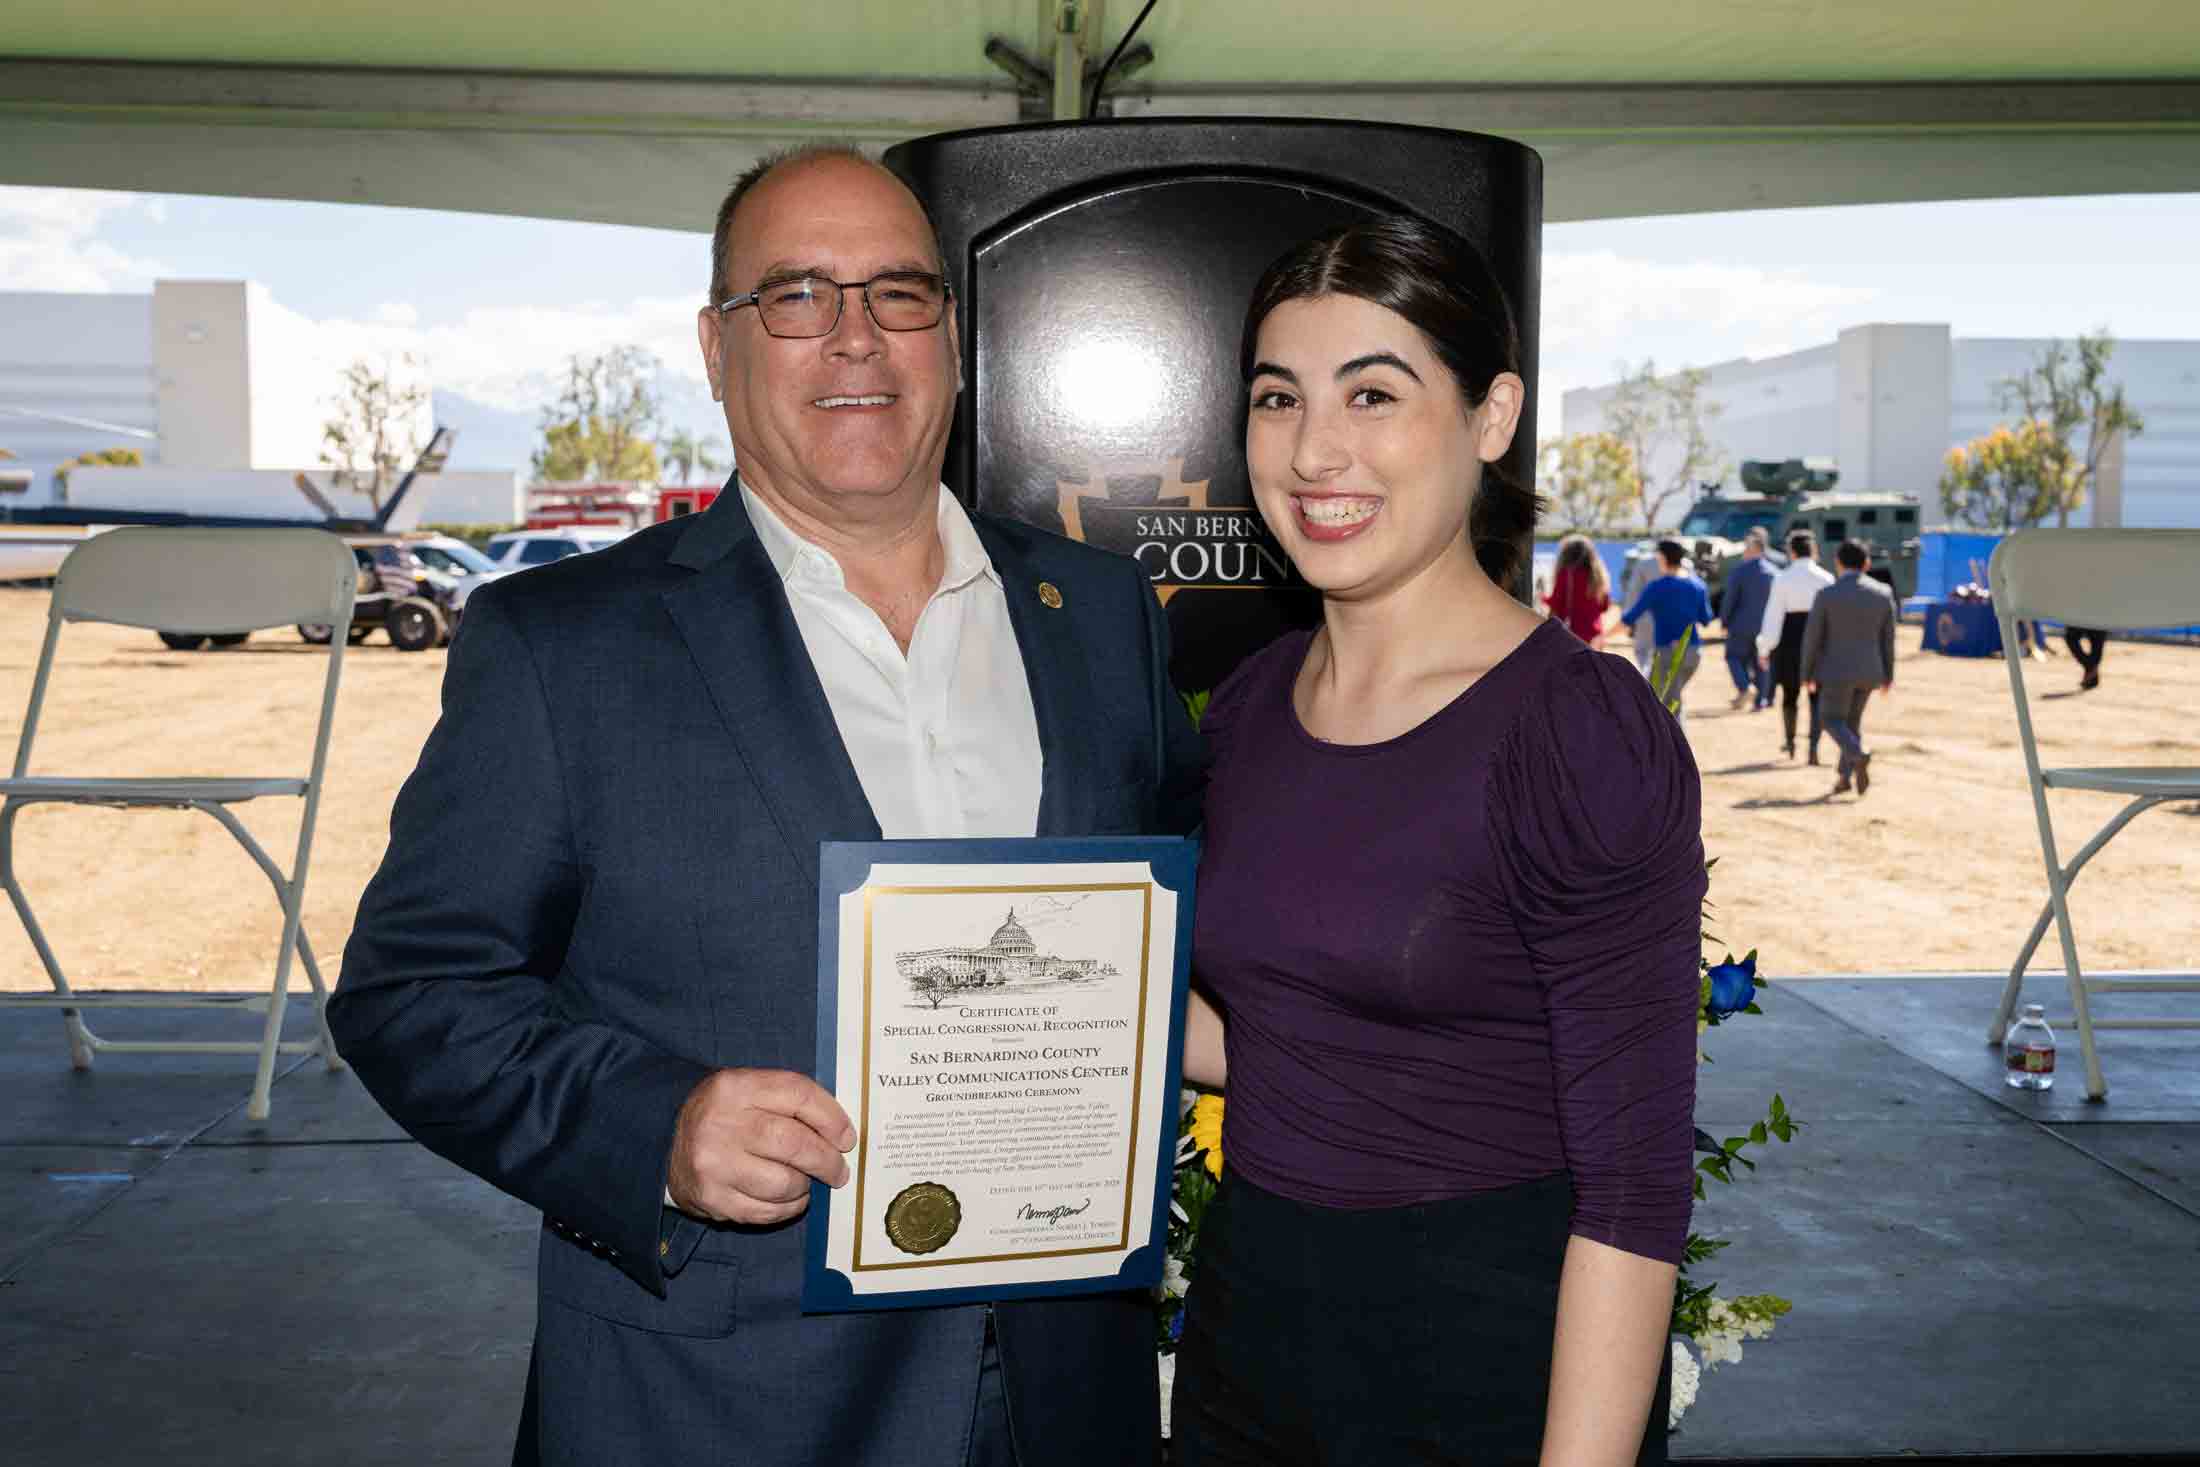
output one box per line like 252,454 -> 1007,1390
661,493 -> 879,885
974,518 -> 1101,839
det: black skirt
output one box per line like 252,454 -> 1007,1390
1170,1171 -> 1670,1466
1771,610 -> 1811,686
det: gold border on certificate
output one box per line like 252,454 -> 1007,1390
852,881 -> 1153,1273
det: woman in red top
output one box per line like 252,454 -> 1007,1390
1544,532 -> 1612,643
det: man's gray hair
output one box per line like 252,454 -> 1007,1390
1744,527 -> 1768,549
707,143 -> 948,306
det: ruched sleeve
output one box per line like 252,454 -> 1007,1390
1484,649 -> 1707,1264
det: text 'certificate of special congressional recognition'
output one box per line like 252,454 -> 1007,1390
803,836 -> 1197,1313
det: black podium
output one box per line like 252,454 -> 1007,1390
886,120 -> 1541,694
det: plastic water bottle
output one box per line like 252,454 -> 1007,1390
2003,1004 -> 2057,1090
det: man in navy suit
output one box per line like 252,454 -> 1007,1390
330,146 -> 1202,1467
1718,528 -> 1777,710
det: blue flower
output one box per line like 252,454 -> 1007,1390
1705,954 -> 1758,1020
1168,1305 -> 1185,1342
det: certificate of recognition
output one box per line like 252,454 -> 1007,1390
803,836 -> 1197,1313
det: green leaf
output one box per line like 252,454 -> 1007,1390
1749,1122 -> 1768,1144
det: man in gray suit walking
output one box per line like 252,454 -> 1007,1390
1801,539 -> 1896,796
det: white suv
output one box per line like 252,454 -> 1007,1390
481,526 -> 629,570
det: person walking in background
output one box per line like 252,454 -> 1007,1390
1758,528 -> 1835,763
1718,528 -> 1777,711
1617,546 -> 1661,674
1544,532 -> 1612,644
1621,538 -> 1714,716
2064,624 -> 2108,689
1802,539 -> 1897,797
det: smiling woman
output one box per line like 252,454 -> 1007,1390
1172,215 -> 1705,1467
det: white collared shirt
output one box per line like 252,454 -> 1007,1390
740,480 -> 1043,840
1756,557 -> 1838,659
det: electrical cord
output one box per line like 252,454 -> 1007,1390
1086,0 -> 1162,119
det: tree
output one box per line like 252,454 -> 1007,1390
320,355 -> 430,512
1995,330 -> 2144,528
1938,421 -> 2069,531
533,346 -> 664,483
912,966 -> 958,1010
53,446 -> 144,492
1537,432 -> 1638,533
1600,360 -> 1726,530
659,427 -> 729,486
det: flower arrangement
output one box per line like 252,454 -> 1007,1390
1155,1091 -> 1222,1436
1671,905 -> 1803,1427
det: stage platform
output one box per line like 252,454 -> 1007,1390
3,973 -> 2196,1464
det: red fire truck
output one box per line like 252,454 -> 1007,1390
523,484 -> 720,529
656,485 -> 721,521
525,484 -> 650,530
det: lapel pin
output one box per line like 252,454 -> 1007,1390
1037,582 -> 1063,609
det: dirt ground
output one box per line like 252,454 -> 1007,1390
1,587 -> 2194,995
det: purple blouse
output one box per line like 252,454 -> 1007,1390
1191,619 -> 1705,1264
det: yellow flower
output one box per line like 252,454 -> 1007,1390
1188,1094 -> 1225,1177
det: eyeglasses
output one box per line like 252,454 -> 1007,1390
715,272 -> 950,339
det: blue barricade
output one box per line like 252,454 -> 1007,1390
1919,598 -> 2003,657
1918,531 -> 2008,598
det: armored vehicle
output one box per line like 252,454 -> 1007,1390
1677,459 -> 1922,606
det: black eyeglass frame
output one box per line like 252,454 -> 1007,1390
713,271 -> 954,339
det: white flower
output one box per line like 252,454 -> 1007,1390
1163,1255 -> 1188,1299
1694,1329 -> 1744,1368
1157,1353 -> 1178,1439
1667,1340 -> 1700,1430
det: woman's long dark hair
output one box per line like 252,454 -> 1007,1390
1241,215 -> 1541,588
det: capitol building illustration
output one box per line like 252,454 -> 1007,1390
895,909 -> 1112,989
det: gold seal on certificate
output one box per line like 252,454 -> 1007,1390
883,1182 -> 962,1255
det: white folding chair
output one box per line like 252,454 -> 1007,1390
0,528 -> 359,1120
1984,529 -> 2200,1100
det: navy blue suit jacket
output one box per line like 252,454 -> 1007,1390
1719,555 -> 1778,642
330,489 -> 1203,1466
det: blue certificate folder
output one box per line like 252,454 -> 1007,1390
804,835 -> 1198,1314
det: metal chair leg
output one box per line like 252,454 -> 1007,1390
1992,793 -> 2168,1072
1,797 -> 102,1068
293,932 -> 347,1072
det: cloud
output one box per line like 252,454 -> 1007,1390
294,296 -> 709,415
0,187 -> 172,292
1537,250 -> 1880,432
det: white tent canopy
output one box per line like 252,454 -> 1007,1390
4,0 -> 2199,229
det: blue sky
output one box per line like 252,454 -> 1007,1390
6,184 -> 2198,465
